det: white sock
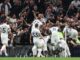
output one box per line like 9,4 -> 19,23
37,49 -> 42,57
0,45 -> 6,52
3,48 -> 8,56
32,45 -> 37,56
0,50 -> 2,55
0,45 -> 7,55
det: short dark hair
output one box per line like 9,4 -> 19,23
35,23 -> 38,28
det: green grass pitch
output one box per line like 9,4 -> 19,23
0,57 -> 80,60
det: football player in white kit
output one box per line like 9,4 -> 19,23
57,25 -> 71,57
63,22 -> 80,45
68,27 -> 80,45
0,19 -> 11,56
31,24 -> 44,57
49,23 -> 71,57
31,13 -> 45,57
49,23 -> 59,53
31,13 -> 43,32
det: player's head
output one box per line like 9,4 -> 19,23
37,13 -> 43,19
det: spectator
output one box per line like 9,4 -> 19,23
70,0 -> 80,9
0,0 -> 12,16
20,25 -> 30,45
11,0 -> 22,18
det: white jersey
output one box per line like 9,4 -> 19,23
64,26 -> 78,40
69,28 -> 78,40
49,26 -> 59,44
49,27 -> 59,43
49,26 -> 59,32
31,28 -> 44,48
0,23 -> 10,34
63,26 -> 71,36
31,19 -> 43,32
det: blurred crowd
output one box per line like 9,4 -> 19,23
0,0 -> 80,57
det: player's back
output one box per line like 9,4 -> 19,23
49,26 -> 59,37
50,26 -> 59,32
32,19 -> 43,30
0,23 -> 10,34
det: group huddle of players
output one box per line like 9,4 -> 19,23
31,13 -> 80,57
0,13 -> 80,57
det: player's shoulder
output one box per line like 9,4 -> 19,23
32,19 -> 39,24
72,28 -> 78,33
33,19 -> 39,22
4,23 -> 10,28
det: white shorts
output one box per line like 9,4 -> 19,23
33,37 -> 45,48
1,33 -> 9,45
37,38 -> 44,48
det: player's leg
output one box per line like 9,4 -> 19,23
37,48 -> 42,57
0,35 -> 9,56
32,45 -> 37,57
51,37 -> 57,56
50,42 -> 54,56
37,39 -> 45,57
64,42 -> 71,57
0,45 -> 6,55
43,36 -> 50,56
0,44 -> 8,56
2,44 -> 8,56
58,40 -> 68,57
32,38 -> 38,57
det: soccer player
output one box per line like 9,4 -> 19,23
57,29 -> 71,57
49,23 -> 60,52
49,23 -> 71,57
68,26 -> 80,45
31,23 -> 44,57
31,13 -> 43,32
0,17 -> 11,56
